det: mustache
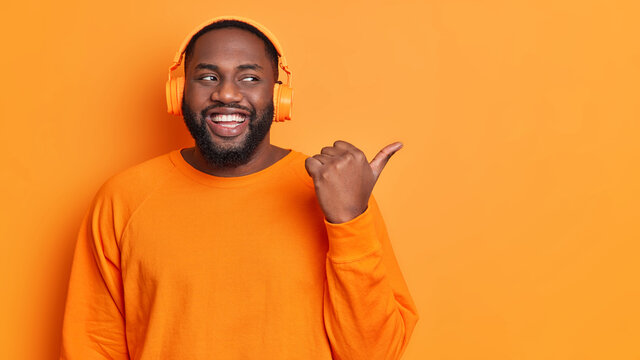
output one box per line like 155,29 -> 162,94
200,103 -> 255,118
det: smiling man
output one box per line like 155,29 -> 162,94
60,17 -> 418,359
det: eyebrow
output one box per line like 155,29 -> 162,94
194,63 -> 263,72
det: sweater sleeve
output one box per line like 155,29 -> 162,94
60,186 -> 130,359
323,196 -> 419,360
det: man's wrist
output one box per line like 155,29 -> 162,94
324,206 -> 380,262
324,205 -> 368,224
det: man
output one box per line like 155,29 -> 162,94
60,17 -> 418,359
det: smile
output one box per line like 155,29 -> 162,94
205,112 -> 250,138
209,113 -> 247,128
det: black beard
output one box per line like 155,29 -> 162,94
182,101 -> 274,168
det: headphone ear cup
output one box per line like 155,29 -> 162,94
273,82 -> 293,122
272,82 -> 281,122
166,79 -> 174,114
174,76 -> 185,116
166,76 -> 185,116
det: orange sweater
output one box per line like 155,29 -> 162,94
60,149 -> 418,359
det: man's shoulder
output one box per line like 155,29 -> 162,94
278,149 -> 315,187
95,150 -> 178,204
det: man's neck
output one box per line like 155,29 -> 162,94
180,139 -> 290,177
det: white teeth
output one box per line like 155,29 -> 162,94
211,114 -> 246,122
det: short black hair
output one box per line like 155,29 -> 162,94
183,20 -> 280,80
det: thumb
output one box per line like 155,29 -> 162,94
370,142 -> 403,181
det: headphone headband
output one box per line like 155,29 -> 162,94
168,16 -> 291,87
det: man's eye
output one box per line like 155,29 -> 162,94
200,75 -> 218,81
241,76 -> 259,82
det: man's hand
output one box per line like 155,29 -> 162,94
305,141 -> 403,224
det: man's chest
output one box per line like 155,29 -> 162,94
118,187 -> 329,297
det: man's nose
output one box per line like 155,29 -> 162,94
212,79 -> 243,103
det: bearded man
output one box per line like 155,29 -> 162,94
60,17 -> 418,360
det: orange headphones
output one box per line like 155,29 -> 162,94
165,16 -> 293,122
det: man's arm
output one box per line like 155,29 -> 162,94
306,141 -> 419,359
60,187 -> 129,359
323,197 -> 419,359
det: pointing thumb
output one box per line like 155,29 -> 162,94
370,142 -> 403,181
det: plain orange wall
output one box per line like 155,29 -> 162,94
1,0 -> 639,359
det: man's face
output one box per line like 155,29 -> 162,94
182,27 -> 276,168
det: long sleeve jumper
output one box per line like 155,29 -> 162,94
60,149 -> 418,359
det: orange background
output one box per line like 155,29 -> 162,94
1,0 -> 639,359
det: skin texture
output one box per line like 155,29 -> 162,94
181,26 -> 402,223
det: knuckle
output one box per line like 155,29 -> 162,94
304,160 -> 316,173
345,152 -> 357,161
320,169 -> 332,181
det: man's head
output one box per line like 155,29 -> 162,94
181,21 -> 280,168
183,20 -> 279,80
